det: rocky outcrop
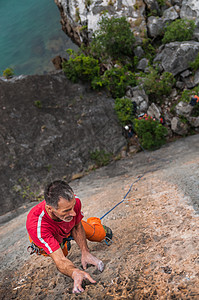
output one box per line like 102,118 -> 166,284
54,0 -> 147,45
0,71 -> 125,215
154,41 -> 199,76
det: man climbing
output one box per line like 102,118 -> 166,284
26,180 -> 112,294
190,94 -> 199,106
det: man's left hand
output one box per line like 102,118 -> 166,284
81,251 -> 104,272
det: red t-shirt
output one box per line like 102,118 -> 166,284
26,195 -> 84,254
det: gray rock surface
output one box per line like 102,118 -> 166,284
0,71 -> 125,215
171,116 -> 189,135
154,41 -> 199,76
0,134 -> 199,299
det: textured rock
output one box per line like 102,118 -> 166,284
180,0 -> 199,19
147,16 -> 164,38
175,101 -> 193,116
1,134 -> 199,299
0,71 -> 125,215
188,116 -> 199,127
171,116 -> 189,135
137,58 -> 149,71
55,0 -> 146,45
147,103 -> 162,119
154,41 -> 199,76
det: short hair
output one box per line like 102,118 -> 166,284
44,180 -> 74,208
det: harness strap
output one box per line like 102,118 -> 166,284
27,242 -> 44,255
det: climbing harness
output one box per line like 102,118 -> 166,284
27,242 -> 43,255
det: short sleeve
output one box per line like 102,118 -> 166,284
30,230 -> 61,255
74,196 -> 84,225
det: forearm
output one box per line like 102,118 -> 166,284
50,248 -> 78,278
57,257 -> 78,277
71,222 -> 89,253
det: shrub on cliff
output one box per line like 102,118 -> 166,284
62,49 -> 100,83
92,66 -> 137,98
134,118 -> 168,150
141,68 -> 175,102
90,16 -> 135,60
190,52 -> 199,72
3,67 -> 14,79
162,19 -> 196,44
114,97 -> 135,125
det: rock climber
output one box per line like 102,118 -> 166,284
26,180 -> 112,294
190,94 -> 199,106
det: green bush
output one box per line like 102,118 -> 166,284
3,67 -> 14,79
162,19 -> 196,44
62,49 -> 100,83
34,100 -> 42,108
134,118 -> 168,150
114,97 -> 135,125
190,52 -> 199,72
180,85 -> 199,103
191,102 -> 199,117
92,66 -> 136,98
142,68 -> 175,102
90,16 -> 135,60
90,150 -> 112,167
142,38 -> 156,62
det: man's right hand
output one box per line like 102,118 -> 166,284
72,269 -> 96,293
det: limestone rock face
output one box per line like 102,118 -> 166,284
180,0 -> 199,19
154,41 -> 199,76
54,0 -> 147,45
0,71 -> 125,215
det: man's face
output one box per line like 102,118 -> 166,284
51,196 -> 76,222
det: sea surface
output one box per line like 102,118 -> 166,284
0,0 -> 77,75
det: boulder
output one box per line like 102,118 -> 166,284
181,69 -> 199,89
137,58 -> 149,71
147,16 -> 164,38
134,46 -> 144,59
171,117 -> 189,135
188,116 -> 199,127
147,103 -> 162,119
180,0 -> 199,20
154,41 -> 199,76
51,56 -> 67,70
162,6 -> 179,22
175,101 -> 193,117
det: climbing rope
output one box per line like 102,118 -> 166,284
100,174 -> 145,221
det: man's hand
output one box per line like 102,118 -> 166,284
72,269 -> 96,293
81,251 -> 104,272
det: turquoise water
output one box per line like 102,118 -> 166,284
0,0 -> 77,75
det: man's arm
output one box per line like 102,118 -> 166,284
49,247 -> 96,293
71,222 -> 104,272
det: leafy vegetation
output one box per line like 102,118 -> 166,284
90,150 -> 112,167
134,118 -> 168,150
114,97 -> 135,125
3,67 -> 14,79
93,66 -> 137,98
191,102 -> 199,117
13,178 -> 44,202
190,52 -> 199,72
141,38 -> 156,63
142,68 -> 175,102
162,19 -> 196,44
62,49 -> 100,83
180,85 -> 199,103
90,16 -> 135,60
34,100 -> 42,108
